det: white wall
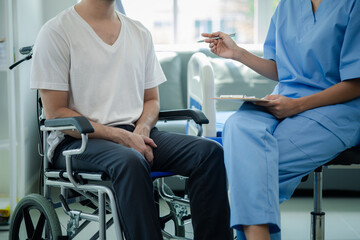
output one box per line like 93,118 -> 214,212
14,0 -> 44,198
0,0 -> 10,199
42,0 -> 77,22
4,0 -> 77,200
254,0 -> 273,44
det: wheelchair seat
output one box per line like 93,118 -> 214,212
45,169 -> 175,182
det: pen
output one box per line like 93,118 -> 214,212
197,33 -> 236,43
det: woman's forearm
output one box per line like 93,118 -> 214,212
255,78 -> 360,119
298,78 -> 360,112
232,47 -> 279,81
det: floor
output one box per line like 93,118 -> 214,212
1,195 -> 359,239
280,196 -> 360,240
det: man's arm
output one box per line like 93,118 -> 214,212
134,86 -> 160,137
40,89 -> 157,163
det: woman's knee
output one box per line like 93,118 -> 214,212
224,115 -> 269,143
224,111 -> 260,134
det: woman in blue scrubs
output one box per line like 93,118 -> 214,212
203,0 -> 360,239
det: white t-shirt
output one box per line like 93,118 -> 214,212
30,6 -> 166,160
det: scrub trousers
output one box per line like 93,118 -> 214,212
53,125 -> 232,240
223,103 -> 353,240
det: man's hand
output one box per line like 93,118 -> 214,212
129,86 -> 160,165
254,95 -> 303,119
113,128 -> 157,166
134,124 -> 151,138
133,125 -> 156,165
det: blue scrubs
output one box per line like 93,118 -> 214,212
224,0 -> 360,239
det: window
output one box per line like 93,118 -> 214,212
122,0 -> 280,45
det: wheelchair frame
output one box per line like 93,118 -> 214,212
10,101 -> 208,240
42,119 -> 122,239
9,45 -> 211,240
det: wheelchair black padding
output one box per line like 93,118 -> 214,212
159,109 -> 209,124
45,116 -> 94,134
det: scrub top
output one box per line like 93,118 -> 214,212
263,0 -> 360,147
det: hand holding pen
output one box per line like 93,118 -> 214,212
200,31 -> 239,59
197,33 -> 236,42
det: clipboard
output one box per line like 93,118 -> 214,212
213,95 -> 270,102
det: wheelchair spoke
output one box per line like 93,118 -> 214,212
32,212 -> 46,239
9,194 -> 61,240
160,213 -> 174,226
23,208 -> 35,237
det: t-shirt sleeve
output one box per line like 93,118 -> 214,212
263,7 -> 279,61
30,25 -> 70,91
339,0 -> 360,81
144,31 -> 166,89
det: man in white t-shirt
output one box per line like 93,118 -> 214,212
30,0 -> 232,239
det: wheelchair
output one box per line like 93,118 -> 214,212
8,46 -> 210,240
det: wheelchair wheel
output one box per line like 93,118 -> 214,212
154,183 -> 186,237
9,194 -> 62,240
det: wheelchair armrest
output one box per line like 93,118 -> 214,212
159,109 -> 209,125
44,116 -> 94,134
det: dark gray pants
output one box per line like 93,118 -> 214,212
53,126 -> 232,240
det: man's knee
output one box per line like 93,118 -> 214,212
108,148 -> 151,178
196,139 -> 224,168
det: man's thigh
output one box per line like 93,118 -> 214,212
53,136 -> 150,174
150,128 -> 222,176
